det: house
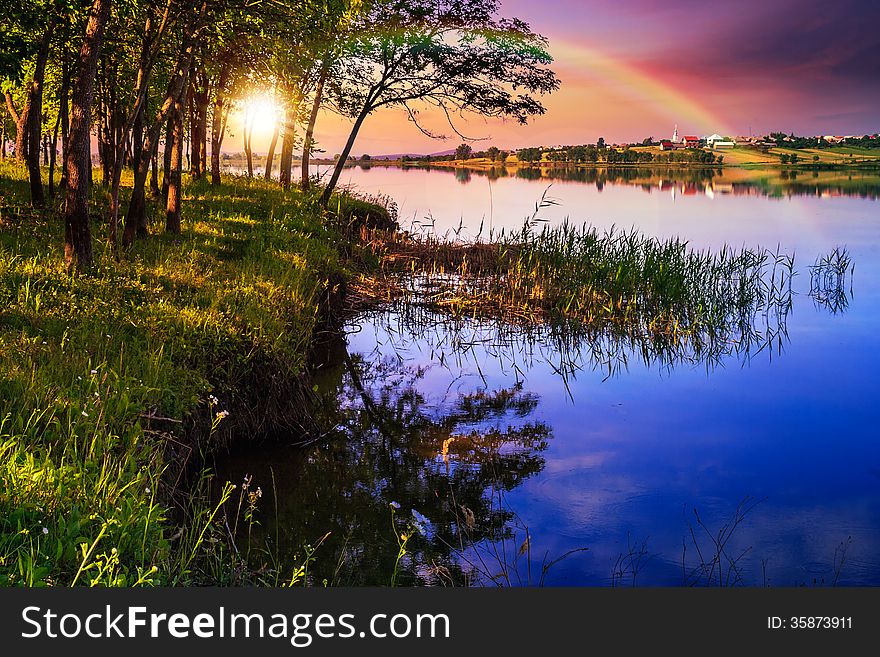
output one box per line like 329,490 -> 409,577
659,140 -> 674,151
683,135 -> 700,148
711,140 -> 735,149
705,133 -> 726,147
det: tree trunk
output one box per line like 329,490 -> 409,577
165,101 -> 184,233
60,59 -> 70,190
244,117 -> 254,178
320,105 -> 370,206
264,122 -> 279,180
161,114 -> 172,202
49,104 -> 61,197
123,0 -> 205,246
210,61 -> 230,186
301,61 -> 328,190
64,0 -> 110,272
5,92 -> 29,161
150,136 -> 160,199
189,64 -> 209,178
279,101 -> 298,190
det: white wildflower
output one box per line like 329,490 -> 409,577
81,411 -> 89,417
42,527 -> 49,535
90,369 -> 97,375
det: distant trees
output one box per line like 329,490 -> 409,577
486,146 -> 500,161
455,143 -> 473,160
597,137 -> 606,149
517,147 -> 542,163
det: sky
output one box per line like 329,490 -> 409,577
242,0 -> 880,156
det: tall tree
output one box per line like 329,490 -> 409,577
165,92 -> 186,232
64,0 -> 111,272
320,0 -> 558,205
25,14 -> 56,207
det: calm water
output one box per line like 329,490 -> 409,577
220,165 -> 880,586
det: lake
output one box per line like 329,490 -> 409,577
219,164 -> 880,586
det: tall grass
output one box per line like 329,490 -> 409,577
351,210 -> 796,379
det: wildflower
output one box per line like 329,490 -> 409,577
390,501 -> 401,510
208,394 -> 219,405
42,527 -> 49,535
216,410 -> 229,420
42,341 -> 47,345
90,369 -> 97,375
81,411 -> 89,417
145,487 -> 151,495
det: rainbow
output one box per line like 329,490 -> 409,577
551,40 -> 734,137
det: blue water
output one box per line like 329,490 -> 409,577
227,165 -> 880,585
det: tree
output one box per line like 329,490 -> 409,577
518,147 -> 541,163
486,145 -> 499,161
64,0 -> 111,272
455,143 -> 473,160
597,136 -> 605,149
123,0 -> 209,246
320,0 -> 559,205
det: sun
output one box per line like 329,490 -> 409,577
243,95 -> 279,137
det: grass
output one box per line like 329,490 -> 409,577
0,161 -> 349,585
353,204 -> 794,350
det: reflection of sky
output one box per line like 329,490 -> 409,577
345,172 -> 880,585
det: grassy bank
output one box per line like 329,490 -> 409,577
0,162 -> 355,585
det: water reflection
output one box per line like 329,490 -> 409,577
353,162 -> 880,201
217,345 -> 554,586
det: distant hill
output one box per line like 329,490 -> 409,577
365,148 -> 457,160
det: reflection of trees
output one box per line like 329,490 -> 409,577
221,352 -> 551,585
417,163 -> 880,199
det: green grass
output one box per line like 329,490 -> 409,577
0,161 -> 346,585
356,205 -> 796,377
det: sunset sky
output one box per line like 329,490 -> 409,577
242,0 -> 880,156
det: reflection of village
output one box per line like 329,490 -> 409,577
654,175 -> 880,201
426,163 -> 880,200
